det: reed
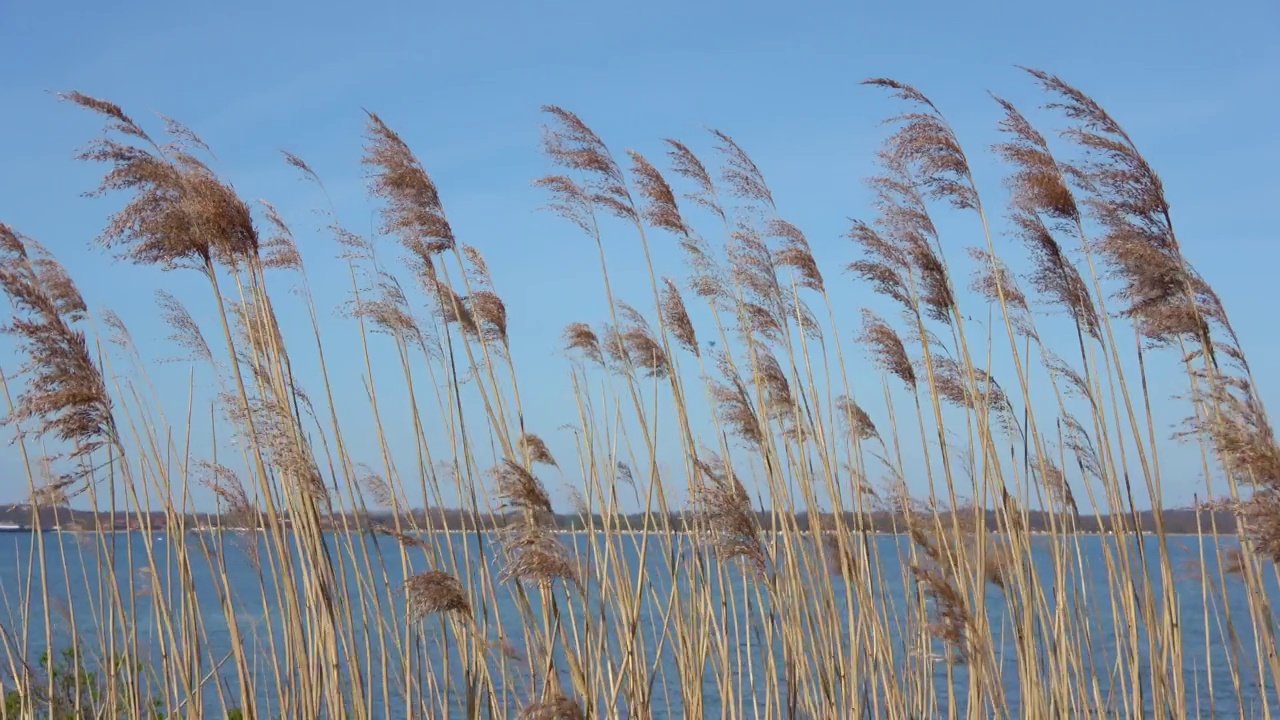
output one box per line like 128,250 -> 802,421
0,68 -> 1275,720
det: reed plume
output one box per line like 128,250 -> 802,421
858,310 -> 917,390
906,533 -> 974,664
711,129 -> 775,208
404,570 -> 472,621
1025,68 -> 1225,349
847,221 -> 913,311
375,525 -> 431,551
862,79 -> 977,210
493,460 -> 553,514
660,278 -> 698,355
770,219 -> 824,294
1062,414 -> 1104,481
469,290 -> 509,348
664,138 -> 726,220
608,303 -> 670,378
499,522 -> 579,589
563,322 -> 604,365
517,694 -> 584,720
257,200 -> 304,271
196,460 -> 256,529
710,352 -> 766,448
540,106 -> 634,221
156,289 -> 216,366
858,161 -> 956,323
836,395 -> 880,443
691,453 -> 768,578
629,150 -> 689,236
66,92 -> 259,270
519,433 -> 559,469
350,274 -> 426,345
362,111 -> 455,256
0,225 -> 116,461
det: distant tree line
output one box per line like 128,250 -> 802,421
0,503 -> 1239,535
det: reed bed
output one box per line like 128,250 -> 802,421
0,69 -> 1276,719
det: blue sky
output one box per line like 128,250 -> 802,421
0,0 -> 1277,511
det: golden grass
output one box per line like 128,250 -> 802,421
0,67 -> 1276,719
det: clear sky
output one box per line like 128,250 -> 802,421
0,0 -> 1277,511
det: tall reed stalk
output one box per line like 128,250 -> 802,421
0,70 -> 1275,720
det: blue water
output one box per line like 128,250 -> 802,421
0,531 -> 1276,718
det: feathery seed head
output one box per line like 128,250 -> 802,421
363,111 -> 455,255
563,322 -> 603,365
660,278 -> 698,356
858,310 -> 916,390
710,129 -> 774,208
541,106 -> 635,222
992,95 -> 1079,221
836,396 -> 880,442
629,151 -> 688,235
0,227 -> 116,459
519,433 -> 559,469
770,219 -> 824,293
404,570 -> 471,621
692,454 -> 768,578
1011,208 -> 1100,339
664,138 -> 725,220
518,694 -> 584,720
500,522 -> 580,588
257,201 -> 304,271
494,460 -> 553,514
863,79 -> 977,210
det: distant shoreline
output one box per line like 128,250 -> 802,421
0,528 -> 1240,539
